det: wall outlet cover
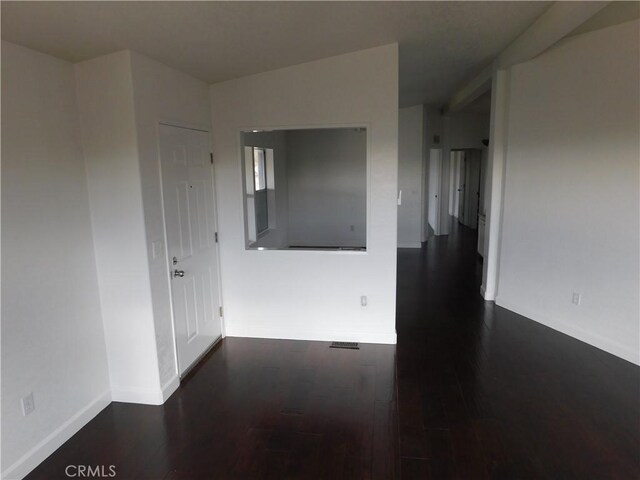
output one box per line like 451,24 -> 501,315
572,292 -> 581,305
22,392 -> 35,416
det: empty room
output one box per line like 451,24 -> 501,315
1,1 -> 639,479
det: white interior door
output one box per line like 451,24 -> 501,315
159,124 -> 222,376
427,148 -> 442,235
462,149 -> 481,229
458,155 -> 466,223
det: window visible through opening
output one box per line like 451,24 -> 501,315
241,127 -> 367,251
253,148 -> 268,234
253,148 -> 266,192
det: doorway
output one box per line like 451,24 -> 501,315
427,148 -> 442,236
452,149 -> 481,230
158,123 -> 223,376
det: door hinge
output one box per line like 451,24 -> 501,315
215,232 -> 219,243
219,306 -> 224,317
210,152 -> 214,165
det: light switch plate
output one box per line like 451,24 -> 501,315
152,240 -> 163,260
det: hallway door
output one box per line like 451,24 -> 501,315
457,154 -> 466,222
427,148 -> 442,235
463,149 -> 481,229
159,124 -> 222,376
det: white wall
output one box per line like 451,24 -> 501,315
129,51 -> 212,393
75,50 -> 213,404
495,20 -> 640,365
1,42 -> 110,479
398,106 -> 424,248
444,112 -> 490,150
75,51 -> 164,405
481,70 -> 510,301
287,128 -> 367,248
210,44 -> 398,344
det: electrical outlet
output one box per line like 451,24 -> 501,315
22,392 -> 35,416
572,292 -> 581,305
361,295 -> 368,307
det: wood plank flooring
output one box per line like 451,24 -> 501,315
395,223 -> 639,479
26,224 -> 639,479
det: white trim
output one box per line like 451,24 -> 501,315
495,297 -> 640,366
110,386 -> 165,405
1,390 -> 111,480
161,375 -> 180,402
481,69 -> 510,303
156,121 -> 225,386
237,122 -> 372,252
225,329 -> 397,345
154,121 -> 182,402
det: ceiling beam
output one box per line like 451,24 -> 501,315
445,1 -> 610,113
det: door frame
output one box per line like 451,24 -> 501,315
156,118 -> 226,379
427,148 -> 442,236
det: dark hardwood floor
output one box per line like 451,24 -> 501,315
27,224 -> 639,479
395,223 -> 639,479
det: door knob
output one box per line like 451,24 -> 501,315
173,270 -> 185,278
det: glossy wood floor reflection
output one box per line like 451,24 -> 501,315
27,224 -> 639,479
26,338 -> 398,480
395,223 -> 639,479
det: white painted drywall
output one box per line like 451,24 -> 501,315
242,131 -> 290,249
210,44 -> 398,344
74,50 -> 211,403
75,51 -> 163,404
496,20 -> 640,365
444,112 -> 490,150
128,51 -> 212,392
398,106 -> 424,248
286,128 -> 367,248
1,41 -> 110,479
481,70 -> 510,301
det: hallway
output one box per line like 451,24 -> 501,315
26,225 -> 639,479
396,223 -> 639,478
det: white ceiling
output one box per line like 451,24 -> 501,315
0,1 -> 552,107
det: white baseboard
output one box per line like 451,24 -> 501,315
111,376 -> 180,405
111,386 -> 165,405
225,327 -> 397,345
1,390 -> 111,480
161,375 -> 180,402
495,296 -> 639,366
481,284 -> 496,301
